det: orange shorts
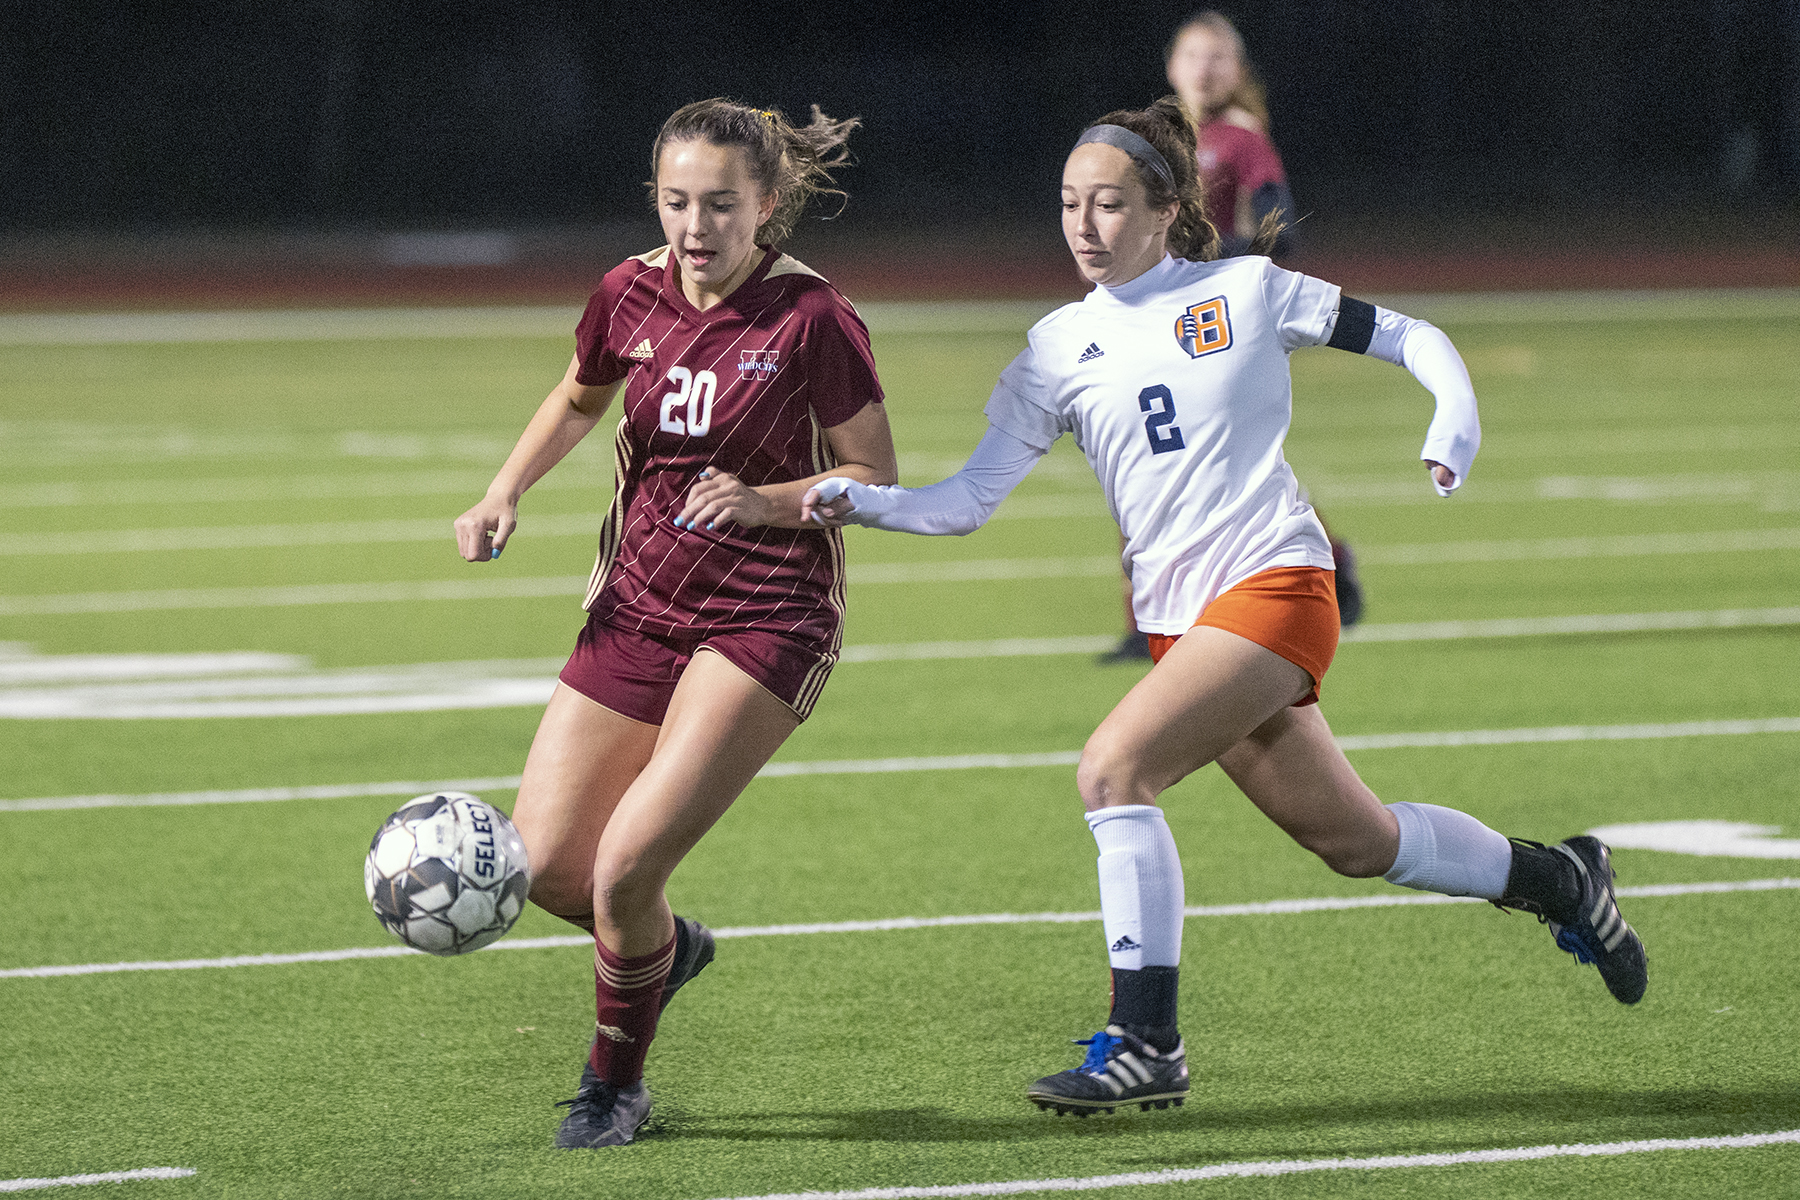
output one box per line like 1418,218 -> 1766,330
1145,566 -> 1340,706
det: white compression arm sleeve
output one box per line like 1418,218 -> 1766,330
810,424 -> 1044,535
1362,306 -> 1481,496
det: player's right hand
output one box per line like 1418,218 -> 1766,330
453,496 -> 517,562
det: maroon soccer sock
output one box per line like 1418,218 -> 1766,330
588,934 -> 677,1086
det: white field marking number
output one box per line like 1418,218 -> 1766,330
1588,820 -> 1800,859
659,367 -> 717,437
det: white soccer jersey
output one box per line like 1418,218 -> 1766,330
984,254 -> 1342,635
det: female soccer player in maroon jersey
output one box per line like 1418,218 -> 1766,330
1164,11 -> 1296,259
453,98 -> 897,1149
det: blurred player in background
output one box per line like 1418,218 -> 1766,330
454,98 -> 896,1149
1165,9 -> 1296,258
1106,10 -> 1358,662
806,97 -> 1645,1117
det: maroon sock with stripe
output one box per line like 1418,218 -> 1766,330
589,933 -> 676,1086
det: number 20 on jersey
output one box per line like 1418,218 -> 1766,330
660,367 -> 717,437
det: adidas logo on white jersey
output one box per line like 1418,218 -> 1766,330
627,339 -> 655,360
1077,342 -> 1104,362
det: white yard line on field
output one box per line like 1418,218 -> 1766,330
0,1168 -> 195,1193
5,530 -> 1798,616
3,610 -> 1795,720
710,1129 -> 1800,1200
0,513 -> 607,556
3,878 -> 1794,980
5,291 -> 1798,348
1354,527 -> 1800,565
3,716 -> 1796,809
1337,606 -> 1800,642
9,469 -> 1795,515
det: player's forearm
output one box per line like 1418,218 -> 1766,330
813,425 -> 1045,536
1400,323 -> 1480,494
486,390 -> 602,503
1329,298 -> 1480,494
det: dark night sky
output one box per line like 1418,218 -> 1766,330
3,0 -> 1797,233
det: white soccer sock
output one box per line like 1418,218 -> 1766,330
1087,804 -> 1185,971
1382,801 -> 1513,899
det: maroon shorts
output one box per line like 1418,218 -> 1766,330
558,617 -> 837,724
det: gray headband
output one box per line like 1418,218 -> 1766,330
1074,124 -> 1176,193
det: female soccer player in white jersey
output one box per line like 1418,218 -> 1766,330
804,97 -> 1646,1117
454,99 -> 897,1147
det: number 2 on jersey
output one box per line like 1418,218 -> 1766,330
1139,385 -> 1185,455
659,367 -> 717,437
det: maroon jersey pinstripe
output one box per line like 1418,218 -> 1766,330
572,245 -> 882,647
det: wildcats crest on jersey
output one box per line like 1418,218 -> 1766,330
1175,296 -> 1232,359
738,349 -> 780,380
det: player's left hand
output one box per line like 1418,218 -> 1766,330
800,481 -> 856,527
1425,460 -> 1456,490
676,468 -> 776,531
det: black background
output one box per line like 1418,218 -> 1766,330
4,1 -> 1797,236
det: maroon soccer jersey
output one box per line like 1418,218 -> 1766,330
1196,119 -> 1288,235
571,245 -> 882,648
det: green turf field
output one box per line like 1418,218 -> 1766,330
2,292 -> 1798,1199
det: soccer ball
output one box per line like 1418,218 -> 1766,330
364,792 -> 531,956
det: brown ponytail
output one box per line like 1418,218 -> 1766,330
1083,96 -> 1284,261
649,98 -> 860,246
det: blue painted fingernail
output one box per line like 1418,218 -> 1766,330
489,547 -> 501,559
706,522 -> 715,530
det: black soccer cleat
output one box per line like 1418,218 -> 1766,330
660,915 -> 715,1012
1541,836 -> 1647,1004
1026,1025 -> 1189,1116
554,1072 -> 652,1149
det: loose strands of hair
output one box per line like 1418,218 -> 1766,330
1085,96 -> 1284,262
649,99 -> 860,247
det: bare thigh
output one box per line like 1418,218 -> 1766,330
589,647 -> 800,956
1215,704 -> 1399,878
1077,625 -> 1313,810
1077,625 -> 1397,877
508,683 -> 661,926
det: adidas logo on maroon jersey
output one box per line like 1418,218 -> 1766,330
738,349 -> 780,380
627,340 -> 655,360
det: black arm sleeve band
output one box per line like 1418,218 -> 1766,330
1327,296 -> 1377,354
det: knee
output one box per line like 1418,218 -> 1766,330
1076,735 -> 1161,813
592,847 -> 664,923
526,870 -> 594,924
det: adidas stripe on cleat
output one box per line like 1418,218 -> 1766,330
1026,1025 -> 1189,1116
1545,836 -> 1647,1004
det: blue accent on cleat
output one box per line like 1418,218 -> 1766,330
1547,837 -> 1647,1004
1076,1029 -> 1122,1073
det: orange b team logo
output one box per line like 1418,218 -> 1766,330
1175,296 -> 1232,358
